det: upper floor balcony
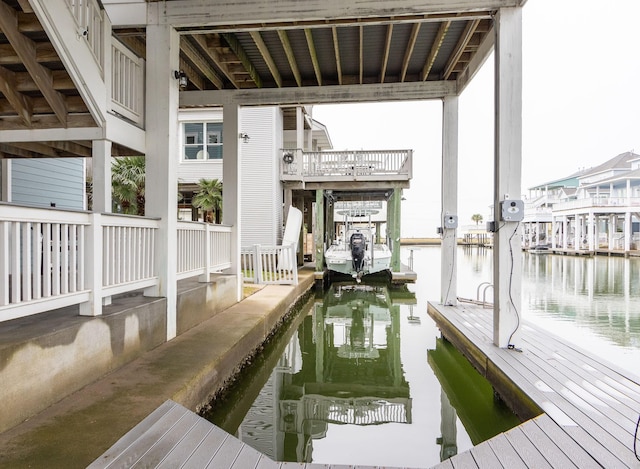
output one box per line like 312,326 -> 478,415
280,149 -> 412,184
553,197 -> 640,212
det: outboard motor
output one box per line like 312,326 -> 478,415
350,232 -> 366,273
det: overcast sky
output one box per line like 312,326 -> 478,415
312,0 -> 640,237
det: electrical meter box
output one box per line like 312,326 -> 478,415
443,215 -> 458,229
500,200 -> 524,221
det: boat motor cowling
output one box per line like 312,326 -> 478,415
350,232 -> 366,272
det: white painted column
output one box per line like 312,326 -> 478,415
562,216 -> 569,249
1,159 -> 11,202
296,107 -> 304,150
551,217 -> 557,249
144,19 -> 180,340
608,214 -> 615,250
493,7 -> 523,348
571,216 -> 577,251
587,210 -> 595,251
624,211 -> 632,252
440,96 -> 458,306
627,179 -> 632,205
222,103 -> 242,302
91,139 -> 112,213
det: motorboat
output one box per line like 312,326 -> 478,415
325,226 -> 392,282
528,244 -> 550,254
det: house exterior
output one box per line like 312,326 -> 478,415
523,151 -> 640,254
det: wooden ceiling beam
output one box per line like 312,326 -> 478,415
15,70 -> 75,92
380,24 -> 393,83
10,141 -> 61,157
0,96 -> 86,115
17,0 -> 33,14
221,33 -> 263,88
421,20 -> 450,80
442,19 -> 480,80
189,34 -> 238,89
0,1 -> 68,126
400,23 -> 421,82
0,114 -> 94,131
180,36 -> 224,89
0,143 -> 46,158
179,58 -> 207,90
277,29 -> 302,87
0,43 -> 59,65
331,26 -> 342,85
249,31 -> 282,88
359,25 -> 363,85
47,140 -> 92,157
304,29 -> 322,86
0,66 -> 33,126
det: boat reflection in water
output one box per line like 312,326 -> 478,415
238,282 -> 411,463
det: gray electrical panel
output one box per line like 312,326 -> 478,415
443,215 -> 458,229
500,200 -> 524,221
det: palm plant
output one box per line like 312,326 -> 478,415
471,213 -> 483,225
192,178 -> 223,223
112,156 -> 146,215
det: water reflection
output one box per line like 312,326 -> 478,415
241,283 -> 411,463
208,282 -> 520,467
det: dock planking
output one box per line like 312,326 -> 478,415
427,301 -> 640,468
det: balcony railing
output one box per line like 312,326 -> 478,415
553,197 -> 640,211
111,38 -> 145,126
281,149 -> 412,183
65,0 -> 104,70
0,205 -> 233,323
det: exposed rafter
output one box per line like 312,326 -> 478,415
400,23 -> 421,83
220,33 -> 263,88
359,25 -> 363,84
0,1 -> 68,126
421,21 -> 450,81
304,29 -> 322,86
48,140 -> 92,157
187,35 -> 236,88
442,19 -> 481,79
180,36 -> 224,89
0,66 -> 33,126
277,30 -> 302,87
249,31 -> 282,88
380,24 -> 393,83
331,26 -> 342,85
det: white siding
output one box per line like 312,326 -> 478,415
12,158 -> 85,210
241,106 -> 283,248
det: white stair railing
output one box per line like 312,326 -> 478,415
64,0 -> 104,69
111,38 -> 145,125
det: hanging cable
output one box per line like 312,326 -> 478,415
634,413 -> 640,461
507,221 -> 522,351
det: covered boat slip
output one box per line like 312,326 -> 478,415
427,301 -> 640,468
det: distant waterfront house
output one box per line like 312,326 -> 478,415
523,151 -> 640,253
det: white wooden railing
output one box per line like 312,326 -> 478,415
553,197 -> 640,211
281,149 -> 412,182
111,38 -> 145,126
241,244 -> 298,285
65,0 -> 104,70
101,214 -> 158,296
177,222 -> 232,280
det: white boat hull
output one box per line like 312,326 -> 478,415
325,243 -> 391,278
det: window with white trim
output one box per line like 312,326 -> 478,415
183,122 -> 223,160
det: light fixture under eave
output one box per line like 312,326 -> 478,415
239,132 -> 250,143
174,70 -> 187,89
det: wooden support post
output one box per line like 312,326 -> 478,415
222,103 -> 242,301
493,7 -> 523,348
388,188 -> 402,272
144,20 -> 180,340
1,159 -> 10,202
441,95 -> 458,305
91,140 -> 112,213
624,211 -> 631,252
315,189 -> 324,272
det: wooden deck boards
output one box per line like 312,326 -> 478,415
427,301 -> 640,468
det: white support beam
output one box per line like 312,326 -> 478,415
1,159 -> 11,202
0,127 -> 103,143
154,0 -> 522,28
492,7 -> 522,349
440,95 -> 458,306
143,19 -> 180,341
91,140 -> 112,213
222,103 -> 242,302
180,80 -> 456,107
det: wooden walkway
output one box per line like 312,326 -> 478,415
428,301 -> 640,468
89,302 -> 640,468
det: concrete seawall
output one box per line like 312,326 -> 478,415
0,269 -> 314,467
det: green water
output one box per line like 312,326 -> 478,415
203,280 -> 520,467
